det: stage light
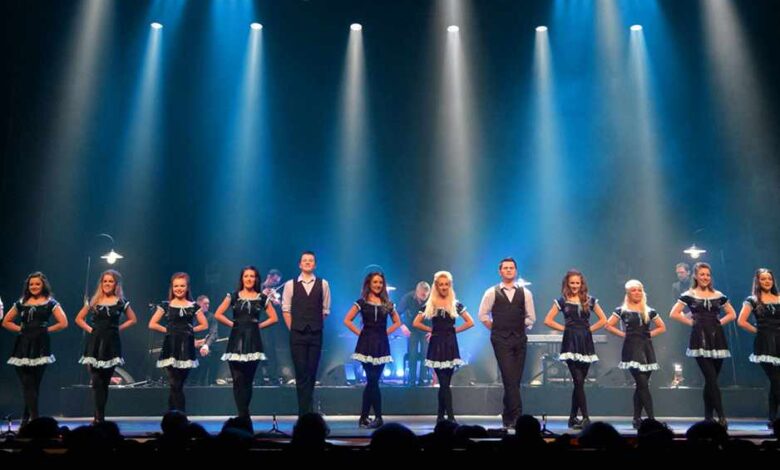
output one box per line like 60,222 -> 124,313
536,26 -> 548,32
630,24 -> 643,32
350,23 -> 362,31
447,25 -> 459,33
150,22 -> 163,30
395,368 -> 404,378
684,244 -> 707,259
250,23 -> 262,31
101,249 -> 124,265
383,368 -> 392,377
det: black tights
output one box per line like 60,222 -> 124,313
566,361 -> 590,419
760,363 -> 780,422
695,357 -> 725,420
360,364 -> 385,419
15,365 -> 47,421
90,366 -> 115,421
229,361 -> 259,418
629,369 -> 654,420
434,368 -> 455,420
165,367 -> 190,413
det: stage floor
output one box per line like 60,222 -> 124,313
6,415 -> 773,439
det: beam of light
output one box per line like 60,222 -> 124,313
250,22 -> 263,30
150,22 -> 163,29
350,23 -> 362,31
447,25 -> 459,33
41,0 -> 112,238
116,24 -> 165,224
535,26 -> 548,32
630,24 -> 643,31
530,28 -> 570,267
335,26 -> 369,267
702,0 -> 780,183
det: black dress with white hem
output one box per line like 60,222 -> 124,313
555,297 -> 599,363
351,299 -> 393,365
79,299 -> 129,368
677,293 -> 731,358
221,292 -> 269,362
423,302 -> 466,369
8,299 -> 59,367
744,296 -> 780,365
156,302 -> 200,369
612,307 -> 659,372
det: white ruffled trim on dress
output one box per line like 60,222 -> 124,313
686,348 -> 731,358
425,358 -> 465,369
749,354 -> 780,365
79,356 -> 125,368
8,355 -> 56,366
558,352 -> 599,363
221,352 -> 266,362
618,361 -> 659,371
351,353 -> 393,365
156,358 -> 199,369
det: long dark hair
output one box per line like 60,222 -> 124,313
691,262 -> 714,292
22,271 -> 52,302
236,265 -> 262,292
361,271 -> 392,310
168,272 -> 193,301
752,268 -> 778,310
561,269 -> 590,312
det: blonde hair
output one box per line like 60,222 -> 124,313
621,279 -> 650,324
90,270 -> 124,307
423,271 -> 459,319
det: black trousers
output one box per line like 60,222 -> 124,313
407,332 -> 429,384
290,328 -> 323,416
491,332 -> 527,425
15,365 -> 47,421
90,366 -> 115,421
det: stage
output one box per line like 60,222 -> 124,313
57,383 -> 771,419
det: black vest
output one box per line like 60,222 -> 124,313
290,278 -> 324,332
491,286 -> 526,335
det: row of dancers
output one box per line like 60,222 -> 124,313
2,253 -> 780,431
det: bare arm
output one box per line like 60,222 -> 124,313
670,301 -> 693,327
604,314 -> 625,338
214,295 -> 234,328
343,304 -> 361,336
148,306 -> 167,333
455,311 -> 475,333
48,304 -> 68,333
720,301 -> 737,326
193,309 -> 208,333
260,301 -> 278,329
75,303 -> 92,334
412,313 -> 432,333
1,305 -> 21,333
590,303 -> 608,332
544,303 -> 565,332
387,310 -> 402,335
119,304 -> 138,331
737,303 -> 758,334
650,315 -> 666,338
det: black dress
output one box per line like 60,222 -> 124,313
612,307 -> 659,371
156,302 -> 200,369
555,297 -> 599,363
423,302 -> 466,369
221,292 -> 269,362
351,299 -> 393,365
744,296 -> 780,365
7,299 -> 58,367
79,299 -> 129,368
677,293 -> 731,358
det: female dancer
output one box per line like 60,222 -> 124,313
214,266 -> 278,419
413,271 -> 474,424
149,272 -> 208,413
2,272 -> 68,426
544,269 -> 607,429
605,279 -> 666,428
75,269 -> 137,423
344,271 -> 402,428
670,262 -> 736,428
738,268 -> 780,428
